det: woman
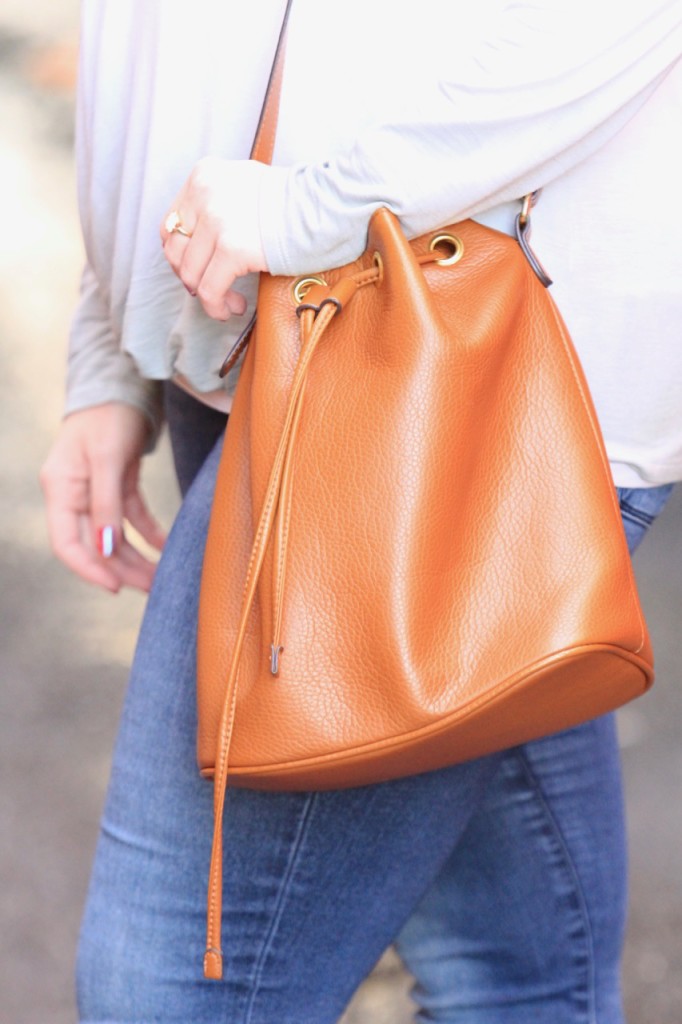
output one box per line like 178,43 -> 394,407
41,2 -> 682,1021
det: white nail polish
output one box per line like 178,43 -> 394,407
99,525 -> 115,558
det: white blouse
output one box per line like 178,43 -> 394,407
67,0 -> 682,486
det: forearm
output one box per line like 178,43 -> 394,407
66,264 -> 163,445
259,0 -> 681,275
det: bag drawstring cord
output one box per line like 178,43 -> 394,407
204,253 -> 451,979
203,279 -> 361,980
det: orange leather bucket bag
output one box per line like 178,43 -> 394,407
197,5 -> 653,979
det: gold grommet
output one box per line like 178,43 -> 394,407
372,251 -> 384,282
428,234 -> 464,267
292,275 -> 327,305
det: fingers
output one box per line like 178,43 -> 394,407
162,219 -> 247,321
41,405 -> 164,594
124,486 -> 167,553
107,533 -> 159,593
42,467 -> 122,592
159,205 -> 196,247
195,244 -> 249,319
43,459 -> 157,594
89,461 -> 161,593
88,442 -> 125,557
160,157 -> 268,322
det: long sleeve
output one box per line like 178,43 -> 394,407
259,0 -> 682,275
65,263 -> 163,438
67,0 -> 682,486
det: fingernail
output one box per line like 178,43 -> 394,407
97,525 -> 116,558
185,284 -> 197,297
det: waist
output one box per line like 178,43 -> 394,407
173,372 -> 234,415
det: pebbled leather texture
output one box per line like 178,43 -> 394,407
196,209 -> 653,976
198,210 -> 652,786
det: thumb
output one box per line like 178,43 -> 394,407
124,485 -> 167,553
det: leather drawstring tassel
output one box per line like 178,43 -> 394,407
203,280 -> 362,979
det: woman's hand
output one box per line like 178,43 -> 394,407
40,403 -> 166,593
160,157 -> 269,321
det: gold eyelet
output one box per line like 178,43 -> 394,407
372,251 -> 384,282
292,275 -> 327,305
428,234 -> 464,267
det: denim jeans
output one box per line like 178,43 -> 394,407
76,386 -> 673,1023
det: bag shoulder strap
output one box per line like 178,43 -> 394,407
250,0 -> 294,164
247,0 -> 551,286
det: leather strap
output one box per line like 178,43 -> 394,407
217,3 -> 291,380
250,0 -> 294,164
204,279 -> 362,980
247,0 -> 549,288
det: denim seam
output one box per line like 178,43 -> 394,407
243,792 -> 320,1024
513,748 -> 597,1024
619,500 -> 656,528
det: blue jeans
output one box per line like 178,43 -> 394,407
76,387 -> 673,1023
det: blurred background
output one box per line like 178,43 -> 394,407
1,3 -> 680,1022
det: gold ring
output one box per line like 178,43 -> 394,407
165,210 -> 192,238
